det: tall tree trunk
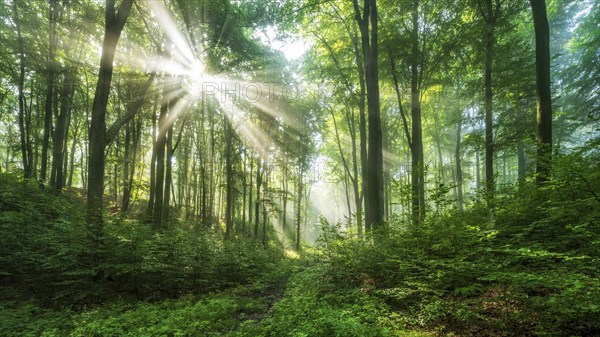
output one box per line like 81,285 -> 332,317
248,154 -> 254,235
349,16 -> 369,232
121,120 -> 132,211
282,161 -> 287,230
208,109 -> 216,225
517,142 -> 526,185
121,107 -> 141,212
13,0 -> 31,179
365,0 -> 384,229
67,118 -> 79,187
411,0 -> 425,224
153,81 -> 169,230
347,108 -> 363,236
262,167 -> 269,247
241,149 -> 247,232
87,0 -> 134,242
147,94 -> 159,220
224,116 -> 234,239
455,116 -> 463,211
254,159 -> 262,240
530,0 -> 553,183
476,147 -> 481,190
353,0 -> 384,230
434,131 -> 444,182
41,0 -> 58,184
296,167 -> 304,252
329,106 -> 356,227
162,113 -> 173,227
62,100 -> 72,188
52,70 -> 74,191
480,0 -> 498,207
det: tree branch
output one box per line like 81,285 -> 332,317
105,73 -> 155,146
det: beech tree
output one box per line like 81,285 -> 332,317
87,0 -> 135,240
530,0 -> 553,183
352,0 -> 384,229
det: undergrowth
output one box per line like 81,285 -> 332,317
1,141 -> 598,336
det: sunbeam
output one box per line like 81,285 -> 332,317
144,0 -> 196,67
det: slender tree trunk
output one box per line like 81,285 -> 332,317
254,159 -> 262,240
162,114 -> 173,227
62,99 -> 72,188
435,133 -> 444,182
67,118 -> 79,187
330,106 -> 356,227
347,108 -> 363,236
121,107 -> 141,212
481,0 -> 497,207
241,149 -> 247,232
121,120 -> 132,211
153,81 -> 169,230
52,70 -> 74,191
349,20 -> 369,232
262,168 -> 269,247
224,116 -> 234,239
476,148 -> 481,190
296,167 -> 304,252
282,162 -> 288,230
518,142 -> 526,185
353,0 -> 384,229
41,0 -> 58,184
530,0 -> 553,183
147,94 -> 159,220
208,110 -> 216,225
248,154 -> 254,235
87,0 -> 134,242
455,116 -> 463,211
411,0 -> 426,224
13,1 -> 31,179
366,0 -> 384,229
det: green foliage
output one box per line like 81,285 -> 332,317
0,174 -> 92,305
311,141 -> 600,336
0,173 -> 291,335
233,267 -> 430,337
68,294 -> 259,337
2,138 -> 599,336
0,292 -> 266,336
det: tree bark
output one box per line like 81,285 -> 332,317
262,167 -> 269,247
41,0 -> 59,184
153,80 -> 169,230
411,0 -> 425,224
13,0 -> 32,179
162,109 -> 174,227
455,116 -> 463,211
248,154 -> 254,235
518,142 -> 526,185
87,0 -> 134,241
353,0 -> 384,230
147,94 -> 159,220
51,70 -> 75,191
254,159 -> 262,240
224,116 -> 234,239
296,167 -> 304,252
478,0 -> 499,208
530,0 -> 553,183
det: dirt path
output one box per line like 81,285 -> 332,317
242,276 -> 288,323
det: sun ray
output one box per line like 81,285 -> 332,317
159,95 -> 191,135
143,0 -> 196,67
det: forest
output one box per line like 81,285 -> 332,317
0,0 -> 598,335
